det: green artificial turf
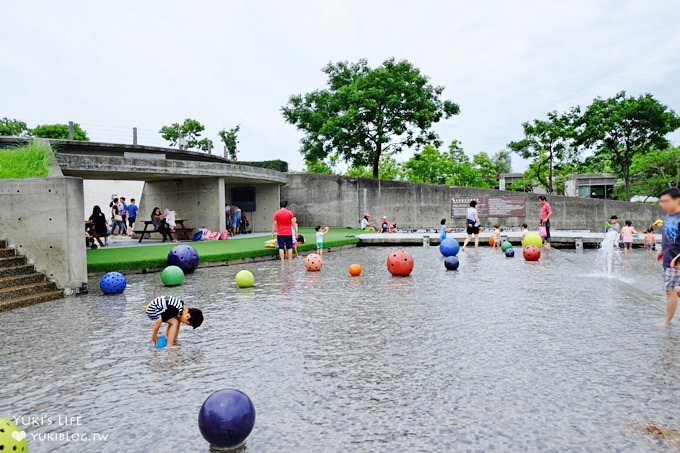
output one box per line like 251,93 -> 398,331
0,141 -> 52,179
87,227 -> 362,273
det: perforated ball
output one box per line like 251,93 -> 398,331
386,250 -> 414,277
99,271 -> 127,295
0,417 -> 27,453
167,245 -> 200,274
304,254 -> 323,272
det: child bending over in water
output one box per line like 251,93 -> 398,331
146,296 -> 203,347
644,228 -> 656,253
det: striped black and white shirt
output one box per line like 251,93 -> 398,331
146,296 -> 184,322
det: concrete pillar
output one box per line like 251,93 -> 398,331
133,127 -> 138,145
218,177 -> 226,231
68,121 -> 74,140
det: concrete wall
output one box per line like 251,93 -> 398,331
140,178 -> 225,232
282,173 -> 663,231
83,180 -> 144,218
224,183 -> 281,232
0,177 -> 87,292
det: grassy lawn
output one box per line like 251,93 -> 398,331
0,141 -> 51,179
87,227 -> 362,273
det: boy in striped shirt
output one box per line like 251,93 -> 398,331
146,296 -> 203,346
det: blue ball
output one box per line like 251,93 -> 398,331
444,256 -> 460,270
156,336 -> 167,348
439,238 -> 460,257
198,389 -> 256,450
99,272 -> 127,294
167,245 -> 200,274
505,248 -> 515,258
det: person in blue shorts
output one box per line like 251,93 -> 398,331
231,205 -> 242,235
146,295 -> 203,346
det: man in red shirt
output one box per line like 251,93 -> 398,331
272,200 -> 297,260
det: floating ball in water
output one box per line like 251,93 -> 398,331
235,270 -> 255,288
198,388 -> 256,450
348,263 -> 362,276
167,245 -> 200,274
156,335 -> 167,348
522,232 -> 543,248
488,236 -> 495,247
501,241 -> 512,252
444,256 -> 460,270
99,271 -> 126,294
523,246 -> 541,261
505,248 -> 515,258
304,254 -> 323,272
161,265 -> 185,287
386,250 -> 414,277
0,417 -> 27,453
439,238 -> 460,257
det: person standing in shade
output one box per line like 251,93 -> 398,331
461,200 -> 482,251
272,200 -> 297,261
538,195 -> 552,248
126,198 -> 138,237
657,188 -> 680,326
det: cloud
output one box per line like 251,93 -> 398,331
1,0 -> 679,171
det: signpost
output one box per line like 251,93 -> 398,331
451,195 -> 526,219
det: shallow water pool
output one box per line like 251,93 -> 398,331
1,246 -> 679,452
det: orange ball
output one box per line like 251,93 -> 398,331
386,250 -> 414,277
488,237 -> 495,246
304,254 -> 323,271
348,263 -> 362,277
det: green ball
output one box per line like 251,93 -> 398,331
0,417 -> 28,453
522,232 -> 543,248
500,241 -> 512,252
235,270 -> 255,288
161,265 -> 185,287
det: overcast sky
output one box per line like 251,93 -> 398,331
2,1 -> 679,171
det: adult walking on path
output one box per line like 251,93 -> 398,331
272,200 -> 297,261
461,200 -> 482,251
538,195 -> 552,248
657,188 -> 680,326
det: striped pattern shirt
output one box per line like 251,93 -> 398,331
146,296 -> 184,322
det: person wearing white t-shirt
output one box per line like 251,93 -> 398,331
461,200 -> 483,251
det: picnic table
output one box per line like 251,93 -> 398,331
135,219 -> 194,243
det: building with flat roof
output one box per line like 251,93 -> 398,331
564,173 -> 617,199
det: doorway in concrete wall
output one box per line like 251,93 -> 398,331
230,186 -> 255,234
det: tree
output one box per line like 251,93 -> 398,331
508,110 -> 578,194
492,149 -> 512,177
629,147 -> 680,199
471,152 -> 498,188
159,118 -> 210,151
282,58 -> 460,178
446,140 -> 479,187
402,144 -> 453,184
31,123 -> 89,141
218,125 -> 240,160
577,91 -> 680,201
0,118 -> 30,136
304,157 -> 335,174
347,155 -> 402,180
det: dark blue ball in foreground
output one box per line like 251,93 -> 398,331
99,272 -> 127,294
444,256 -> 460,270
439,238 -> 461,257
505,248 -> 515,258
198,388 -> 256,450
167,244 -> 200,274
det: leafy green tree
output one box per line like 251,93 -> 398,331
492,149 -> 512,177
0,118 -> 30,136
629,147 -> 679,199
471,152 -> 498,188
159,118 -> 209,150
402,144 -> 453,184
347,155 -> 402,180
218,125 -> 240,160
508,110 -> 578,194
446,140 -> 479,187
577,91 -> 680,200
282,58 -> 460,178
31,123 -> 89,141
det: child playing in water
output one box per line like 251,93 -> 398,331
315,225 -> 329,255
146,296 -> 203,347
620,220 -> 638,254
493,224 -> 502,249
439,218 -> 452,242
644,228 -> 656,253
521,223 -> 529,237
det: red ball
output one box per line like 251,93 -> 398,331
523,246 -> 541,261
386,250 -> 414,277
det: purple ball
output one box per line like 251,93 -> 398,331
198,389 -> 256,449
167,245 -> 200,274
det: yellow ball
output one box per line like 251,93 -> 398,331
0,417 -> 28,453
235,270 -> 255,288
522,232 -> 543,248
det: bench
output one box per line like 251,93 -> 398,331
135,220 -> 194,243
